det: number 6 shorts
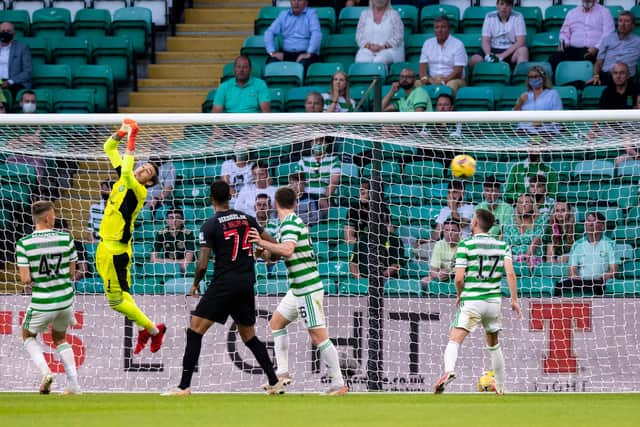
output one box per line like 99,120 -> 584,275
276,289 -> 326,329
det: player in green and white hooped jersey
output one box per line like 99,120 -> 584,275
434,208 -> 522,396
248,187 -> 348,396
16,201 -> 80,395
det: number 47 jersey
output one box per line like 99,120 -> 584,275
199,209 -> 263,286
455,233 -> 512,303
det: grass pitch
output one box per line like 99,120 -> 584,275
1,393 -> 638,427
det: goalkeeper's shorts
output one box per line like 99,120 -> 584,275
96,240 -> 133,301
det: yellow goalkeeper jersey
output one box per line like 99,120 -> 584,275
98,136 -> 147,245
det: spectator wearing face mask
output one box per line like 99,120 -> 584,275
19,90 -> 37,113
0,22 -> 32,99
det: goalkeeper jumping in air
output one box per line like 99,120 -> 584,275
96,119 -> 167,354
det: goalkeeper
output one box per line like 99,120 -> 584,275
96,119 -> 167,354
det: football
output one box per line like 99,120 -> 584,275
477,370 -> 496,392
450,154 -> 477,178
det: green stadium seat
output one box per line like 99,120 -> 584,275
613,225 -> 640,244
423,84 -> 453,101
544,5 -> 575,32
616,160 -> 640,183
0,183 -> 33,206
461,7 -> 494,33
272,161 -> 299,182
385,278 -> 421,296
0,10 -> 30,37
405,205 -> 441,226
403,161 -> 445,182
494,86 -> 522,111
255,278 -> 289,296
405,33 -> 430,63
164,277 -> 193,294
572,160 -> 615,181
305,62 -> 344,86
531,32 -> 559,62
607,5 -> 624,21
311,222 -> 343,241
32,8 -> 71,38
470,61 -> 511,86
75,277 -> 104,294
318,261 -> 351,287
0,163 -> 38,185
348,84 -> 372,111
285,85 -> 325,112
269,87 -> 286,112
555,60 -> 593,87
337,278 -> 368,295
315,6 -> 337,36
254,6 -> 286,35
72,64 -> 115,113
182,206 -> 215,224
201,88 -> 216,112
513,262 -> 532,278
325,206 -> 348,223
455,32 -> 482,56
337,6 -> 366,34
20,37 -> 50,67
32,64 -> 72,89
512,61 -> 552,86
72,8 -> 111,39
514,6 -> 543,33
240,35 -> 269,71
533,262 -> 569,279
605,279 -> 640,297
393,4 -> 418,33
426,280 -> 456,296
92,36 -> 133,84
516,277 -> 556,297
51,36 -> 91,67
607,185 -> 638,209
322,34 -> 358,70
313,241 -> 330,262
270,261 -> 289,278
130,279 -> 165,295
52,88 -> 95,113
454,86 -> 494,111
361,161 -> 402,182
348,62 -> 387,85
332,242 -> 353,262
264,61 -> 304,88
112,6 -> 153,58
420,4 -> 460,33
386,183 -> 426,205
580,85 -> 606,109
174,185 -> 209,206
555,85 -> 578,109
132,241 -> 152,264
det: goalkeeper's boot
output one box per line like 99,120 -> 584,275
434,372 -> 456,394
264,377 -> 286,395
324,384 -> 349,396
39,373 -> 54,394
150,323 -> 167,353
134,328 -> 151,354
161,387 -> 191,396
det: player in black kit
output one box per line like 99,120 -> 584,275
162,180 -> 285,396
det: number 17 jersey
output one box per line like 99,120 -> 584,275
199,209 -> 263,286
455,233 -> 512,302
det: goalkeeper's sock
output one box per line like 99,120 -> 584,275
444,341 -> 460,374
272,328 -> 289,376
245,336 -> 279,386
318,339 -> 344,387
24,338 -> 50,376
178,328 -> 202,390
488,343 -> 505,392
112,292 -> 155,331
56,342 -> 79,387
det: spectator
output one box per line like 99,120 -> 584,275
322,71 -> 356,112
431,180 -> 474,241
505,140 -> 559,204
54,218 -> 91,281
305,91 -> 324,112
418,16 -> 467,96
136,135 -> 176,214
19,90 -> 37,114
514,65 -> 563,136
548,0 -> 614,71
469,0 -> 528,70
288,171 -> 319,227
528,174 -> 554,217
382,68 -> 433,112
588,12 -> 640,88
0,22 -> 32,99
221,150 -> 254,207
254,193 -> 279,236
87,180 -> 112,242
424,219 -> 460,286
420,93 -> 462,138
354,0 -> 405,65
150,208 -> 195,273
597,63 -> 638,109
614,139 -> 640,167
555,212 -> 618,296
297,135 -> 341,218
264,0 -> 322,71
475,176 -> 513,238
234,161 -> 278,217
503,193 -> 544,269
212,55 -> 271,113
545,201 -> 576,264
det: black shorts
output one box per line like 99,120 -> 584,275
192,281 -> 256,326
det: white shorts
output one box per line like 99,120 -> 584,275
451,299 -> 502,334
276,289 -> 325,329
22,306 -> 76,334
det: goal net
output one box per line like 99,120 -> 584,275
0,111 -> 639,393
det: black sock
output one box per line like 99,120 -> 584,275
178,328 -> 203,390
245,336 -> 278,386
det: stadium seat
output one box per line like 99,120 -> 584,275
201,88 -> 215,112
455,32 -> 482,56
51,0 -> 87,20
314,6 -> 337,36
0,163 -> 38,185
517,277 -> 555,297
461,7 -> 493,33
0,10 -> 30,37
111,7 -> 152,56
337,6 -> 366,34
420,4 -> 460,33
93,0 -> 127,19
31,7 -> 71,38
51,36 -> 91,67
333,242 -> 353,262
132,0 -> 169,27
405,33 -> 430,63
531,32 -> 559,61
580,85 -> 606,109
269,87 -> 286,112
494,86 -> 523,111
264,61 -> 304,89
91,36 -> 133,84
405,205 -> 441,227
616,160 -> 640,183
348,62 -> 387,85
337,278 -> 368,295
310,222 -> 343,241
255,279 -> 289,295
454,86 -> 494,111
511,61 -> 552,86
52,88 -> 95,113
423,84 -> 453,100
403,161 -> 445,182
605,279 -> 640,297
426,280 -> 457,296
305,62 -> 345,86
533,262 -> 569,279
393,4 -> 418,33
386,183 -> 426,205
285,85 -> 324,112
164,277 -> 193,294
240,35 -> 268,69
72,8 -> 112,39
554,85 -> 578,109
322,34 -> 358,70
318,261 -> 351,280
72,64 -> 115,113
132,241 -> 152,263
572,160 -> 615,181
387,61 -> 419,84
32,64 -> 72,89
514,6 -> 543,33
606,5 -> 624,20
361,161 -> 402,182
0,183 -> 31,206
385,278 -> 421,296
544,5 -> 575,32
555,60 -> 593,87
470,62 -> 511,86
75,277 -> 104,293
21,37 -> 50,67
254,6 -> 285,35
174,184 -> 209,206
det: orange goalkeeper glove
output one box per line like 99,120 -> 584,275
122,119 -> 139,151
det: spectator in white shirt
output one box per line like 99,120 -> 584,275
221,151 -> 254,207
431,180 -> 475,241
469,0 -> 528,70
418,16 -> 467,96
354,0 -> 405,65
234,161 -> 277,217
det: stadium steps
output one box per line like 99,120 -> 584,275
126,3 -> 260,112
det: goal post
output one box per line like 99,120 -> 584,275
0,111 -> 639,393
